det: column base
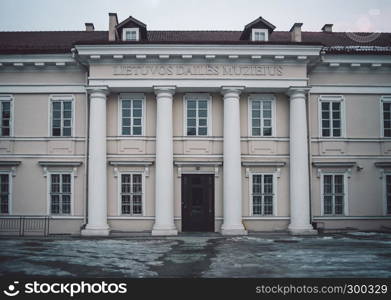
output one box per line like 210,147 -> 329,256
221,224 -> 248,236
81,225 -> 110,237
288,224 -> 317,235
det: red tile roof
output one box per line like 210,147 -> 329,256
0,30 -> 390,55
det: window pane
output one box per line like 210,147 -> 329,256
122,109 -> 131,119
123,118 -> 131,126
133,118 -> 141,126
187,109 -> 196,118
198,127 -> 207,136
51,195 -> 60,214
252,128 -> 261,136
334,196 -> 344,215
198,100 -> 207,109
122,195 -> 131,214
187,127 -> 196,135
264,196 -> 273,215
198,109 -> 207,118
332,102 -> 340,111
333,120 -> 341,129
263,110 -> 271,118
199,119 -> 207,126
133,127 -> 142,135
252,101 -> 260,110
0,194 -> 9,214
263,101 -> 272,110
53,110 -> 61,119
133,195 -> 142,214
322,129 -> 330,137
252,110 -> 260,118
62,195 -> 71,214
323,175 -> 332,194
187,119 -> 196,127
122,127 -> 131,135
324,196 -> 332,214
333,129 -> 341,137
63,127 -> 71,136
63,102 -> 72,110
252,119 -> 260,127
264,119 -> 271,127
253,196 -> 262,215
1,128 -> 10,136
322,120 -> 330,128
187,100 -> 196,109
63,110 -> 72,118
52,102 -> 61,111
321,102 -> 329,111
263,127 -> 272,136
133,109 -> 142,117
322,111 -> 329,119
133,100 -> 142,109
122,100 -> 131,109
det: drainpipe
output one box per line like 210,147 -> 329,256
71,48 -> 89,228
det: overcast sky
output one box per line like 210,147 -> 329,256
0,0 -> 390,32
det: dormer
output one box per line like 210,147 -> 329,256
240,17 -> 276,42
116,15 -> 147,41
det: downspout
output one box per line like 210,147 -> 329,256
307,48 -> 324,229
71,48 -> 89,228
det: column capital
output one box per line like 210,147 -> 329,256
221,86 -> 245,96
287,86 -> 310,97
153,86 -> 176,96
86,85 -> 109,95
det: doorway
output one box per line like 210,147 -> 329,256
181,174 -> 214,232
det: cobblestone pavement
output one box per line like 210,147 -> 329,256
0,232 -> 390,277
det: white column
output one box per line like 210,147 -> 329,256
81,86 -> 110,236
152,86 -> 178,236
221,87 -> 247,235
288,88 -> 316,235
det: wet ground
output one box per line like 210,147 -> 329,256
0,232 -> 390,277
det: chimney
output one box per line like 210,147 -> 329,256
290,23 -> 303,42
321,24 -> 333,32
85,23 -> 94,31
109,13 -> 118,41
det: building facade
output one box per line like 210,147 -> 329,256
0,14 -> 390,236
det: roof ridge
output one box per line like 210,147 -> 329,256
0,30 -> 108,33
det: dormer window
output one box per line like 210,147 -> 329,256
252,29 -> 268,41
123,28 -> 139,41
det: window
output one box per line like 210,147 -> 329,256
251,174 -> 274,215
0,173 -> 10,214
120,95 -> 144,136
120,173 -> 143,215
249,95 -> 275,136
322,174 -> 345,215
319,95 -> 344,137
51,97 -> 73,137
122,28 -> 139,41
50,173 -> 71,215
0,95 -> 12,137
385,175 -> 391,215
252,29 -> 268,41
381,96 -> 391,137
185,95 -> 210,136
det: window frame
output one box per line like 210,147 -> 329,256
49,95 -> 75,137
46,170 -> 74,216
318,95 -> 345,138
380,95 -> 391,138
183,93 -> 212,137
118,93 -> 145,136
0,171 -> 12,215
320,172 -> 349,216
248,94 -> 276,137
117,171 -> 145,216
0,94 -> 13,137
249,172 -> 277,216
383,173 -> 391,215
122,28 -> 140,41
251,29 -> 269,41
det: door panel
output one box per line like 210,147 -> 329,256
182,174 -> 214,232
